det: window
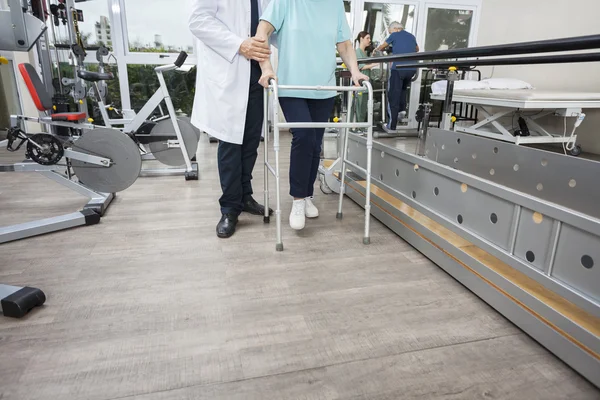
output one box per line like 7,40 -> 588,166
424,8 -> 473,51
124,0 -> 194,54
127,64 -> 195,117
362,2 -> 417,48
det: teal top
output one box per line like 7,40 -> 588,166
260,0 -> 352,99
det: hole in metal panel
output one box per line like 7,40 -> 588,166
541,159 -> 548,166
442,144 -> 446,150
457,215 -> 463,224
395,169 -> 399,177
537,183 -> 543,191
381,151 -> 385,158
533,212 -> 543,224
457,138 -> 461,144
493,147 -> 499,154
581,255 -> 594,269
434,187 -> 439,196
569,179 -> 576,188
461,183 -> 468,193
490,213 -> 498,224
411,191 -> 417,199
526,251 -> 535,263
472,153 -> 477,159
454,157 -> 459,163
490,169 -> 495,176
513,164 -> 519,171
379,174 -> 383,181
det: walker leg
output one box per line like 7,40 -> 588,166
337,88 -> 354,220
363,88 -> 374,245
273,91 -> 283,251
263,90 -> 270,224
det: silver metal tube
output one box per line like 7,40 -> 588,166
337,84 -> 356,219
157,71 -> 193,171
266,162 -> 276,176
271,81 -> 283,251
263,88 -> 270,222
278,84 -> 367,92
363,81 -> 374,245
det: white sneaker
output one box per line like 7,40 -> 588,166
289,199 -> 306,230
305,197 -> 319,218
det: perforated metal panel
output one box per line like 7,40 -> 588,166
553,225 -> 600,302
513,208 -> 556,272
424,128 -> 600,220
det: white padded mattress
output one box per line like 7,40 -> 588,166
450,89 -> 600,101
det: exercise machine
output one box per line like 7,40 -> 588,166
44,0 -> 200,179
2,61 -> 142,245
84,51 -> 199,179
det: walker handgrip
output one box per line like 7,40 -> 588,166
175,51 -> 188,68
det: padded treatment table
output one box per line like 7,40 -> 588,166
430,89 -> 600,148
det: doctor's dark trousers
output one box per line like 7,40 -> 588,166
217,65 -> 263,216
279,96 -> 336,199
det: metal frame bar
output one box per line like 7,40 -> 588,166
0,162 -> 113,244
263,80 -> 374,251
437,102 -> 581,145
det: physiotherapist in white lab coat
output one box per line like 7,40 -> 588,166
189,0 -> 274,239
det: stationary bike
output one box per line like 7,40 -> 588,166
80,51 -> 199,180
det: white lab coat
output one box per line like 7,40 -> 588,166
188,0 -> 272,145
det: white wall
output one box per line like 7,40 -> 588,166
476,0 -> 600,153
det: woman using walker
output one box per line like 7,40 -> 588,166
256,0 -> 369,231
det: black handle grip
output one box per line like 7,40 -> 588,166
175,51 -> 188,68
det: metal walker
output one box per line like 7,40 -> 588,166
263,79 -> 375,251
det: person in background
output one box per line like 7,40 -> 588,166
254,0 -> 369,231
354,31 -> 378,125
188,0 -> 274,239
375,21 -> 419,130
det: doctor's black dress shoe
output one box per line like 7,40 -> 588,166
243,196 -> 273,216
216,213 -> 238,238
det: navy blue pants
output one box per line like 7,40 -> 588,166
279,96 -> 335,199
217,79 -> 264,215
387,69 -> 415,130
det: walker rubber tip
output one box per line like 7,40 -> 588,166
333,117 -> 340,123
264,216 -> 270,224
449,66 -> 457,71
0,56 -> 8,65
336,212 -> 343,219
363,237 -> 371,245
451,116 -> 457,123
276,243 -> 284,252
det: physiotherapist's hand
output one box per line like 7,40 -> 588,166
239,37 -> 271,62
352,71 -> 370,86
259,69 -> 277,88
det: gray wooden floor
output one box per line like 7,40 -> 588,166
1,132 -> 598,400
